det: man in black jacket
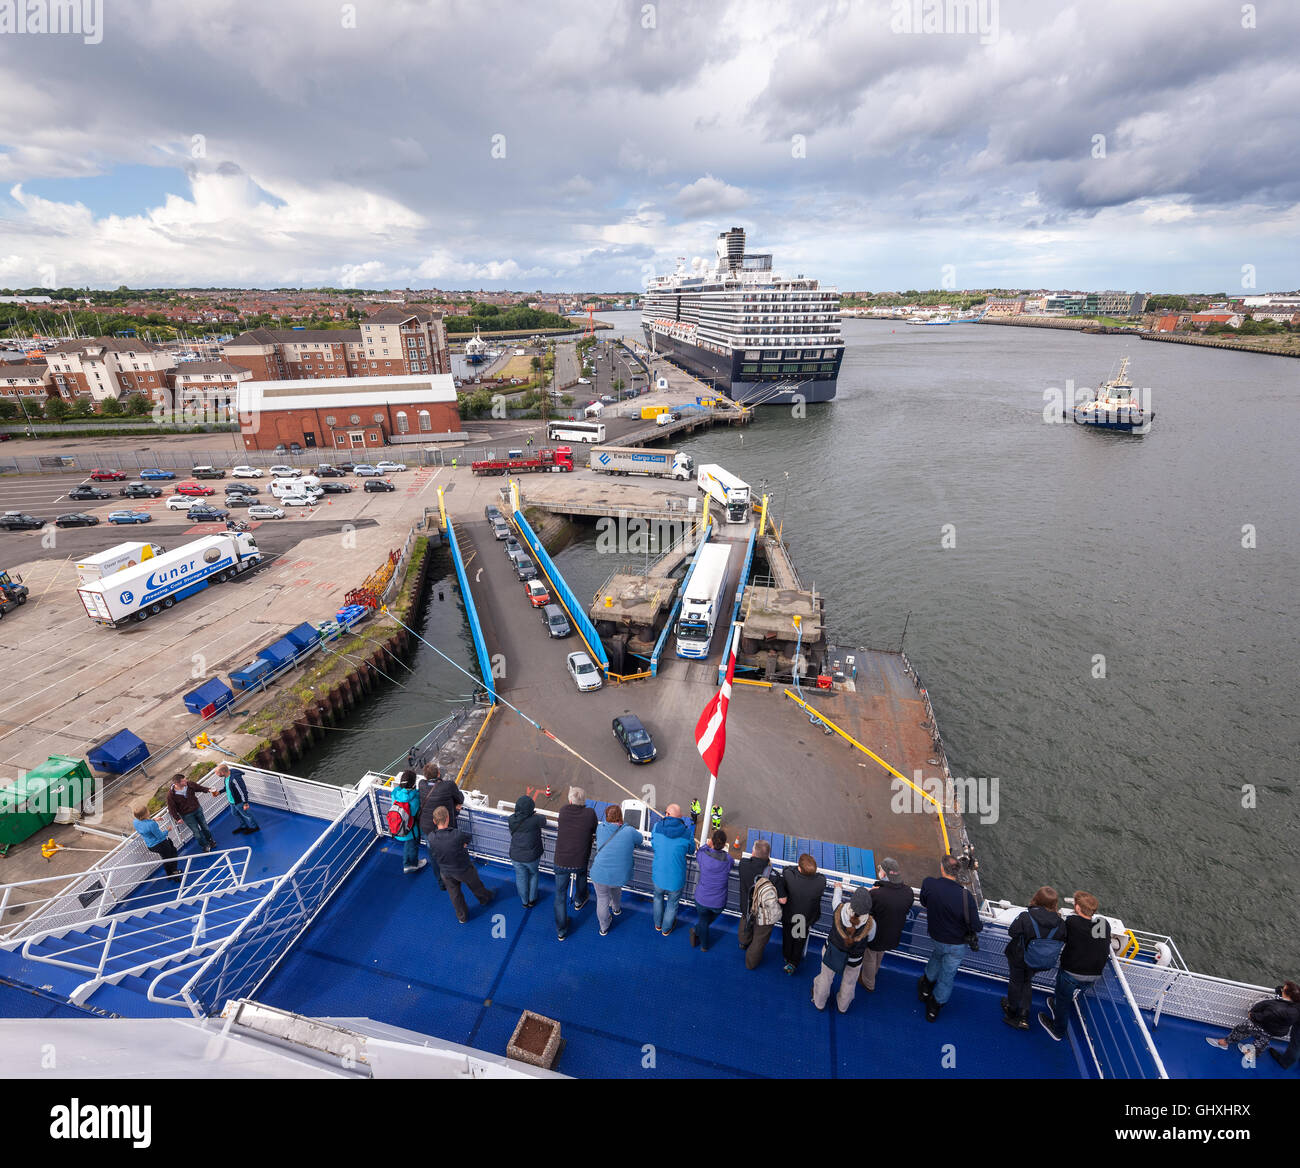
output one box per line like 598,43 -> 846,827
859,856 -> 915,991
774,854 -> 827,974
427,806 -> 495,923
418,762 -> 464,891
552,787 -> 597,941
737,839 -> 772,951
1039,889 -> 1111,1041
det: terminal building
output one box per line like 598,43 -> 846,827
235,373 -> 460,452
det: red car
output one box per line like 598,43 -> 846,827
524,579 -> 551,608
89,468 -> 126,481
176,481 -> 214,496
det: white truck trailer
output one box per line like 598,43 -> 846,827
74,542 -> 166,588
588,446 -> 694,480
77,532 -> 263,627
696,464 -> 751,523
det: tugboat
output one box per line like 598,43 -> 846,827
1069,356 -> 1152,432
463,327 -> 490,365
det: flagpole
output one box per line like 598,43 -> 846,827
696,622 -> 742,847
699,772 -> 717,847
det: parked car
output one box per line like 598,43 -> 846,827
352,464 -> 380,476
566,651 -> 602,692
186,505 -> 230,522
316,465 -> 347,478
165,495 -> 196,510
491,517 -> 510,540
69,485 -> 112,501
120,483 -> 162,498
318,481 -> 352,494
138,469 -> 175,480
55,512 -> 100,528
336,462 -> 357,473
190,465 -> 225,479
375,460 -> 407,473
612,714 -> 657,764
269,465 -> 300,478
512,554 -> 537,582
289,443 -> 302,453
0,512 -> 46,531
541,603 -> 571,638
504,535 -> 521,558
176,481 -> 214,496
274,444 -> 288,455
484,504 -> 502,523
248,505 -> 285,520
223,493 -> 253,508
231,466 -> 264,478
224,482 -> 259,496
280,493 -> 314,507
89,468 -> 126,481
362,478 -> 395,493
524,579 -> 550,608
107,510 -> 152,524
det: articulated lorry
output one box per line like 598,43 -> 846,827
697,464 -> 751,523
75,541 -> 165,588
78,532 -> 263,627
588,446 -> 694,480
471,447 -> 574,476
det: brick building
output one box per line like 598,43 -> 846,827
43,337 -> 176,403
223,308 -> 448,383
235,373 -> 459,453
170,360 -> 254,416
0,363 -> 52,406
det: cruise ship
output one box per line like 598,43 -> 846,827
641,227 -> 844,405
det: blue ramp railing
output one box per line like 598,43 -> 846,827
651,522 -> 713,676
511,507 -> 608,670
717,526 -> 757,684
446,516 -> 496,703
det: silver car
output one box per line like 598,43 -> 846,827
566,651 -> 602,692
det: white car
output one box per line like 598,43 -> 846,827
566,651 -> 602,692
375,461 -> 407,473
577,377 -> 590,384
269,465 -> 300,478
231,466 -> 264,478
248,504 -> 285,520
164,495 -> 194,510
280,493 -> 314,507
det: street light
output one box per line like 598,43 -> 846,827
779,470 -> 790,541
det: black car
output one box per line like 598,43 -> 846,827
363,478 -> 395,493
224,482 -> 259,496
612,714 -> 657,764
336,462 -> 357,473
69,485 -> 112,501
56,512 -> 100,528
541,603 -> 571,638
319,481 -> 353,494
223,494 -> 253,508
316,465 -> 346,478
191,466 -> 226,479
121,483 -> 163,498
186,505 -> 230,522
0,513 -> 45,531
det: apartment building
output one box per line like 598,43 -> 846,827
0,363 -> 52,403
43,337 -> 176,403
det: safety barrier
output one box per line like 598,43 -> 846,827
1073,959 -> 1169,1078
510,506 -> 608,669
650,522 -> 713,676
717,526 -> 757,685
445,514 -> 497,703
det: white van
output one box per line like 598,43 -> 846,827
270,479 -> 313,501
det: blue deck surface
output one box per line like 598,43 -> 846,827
258,847 -> 1085,1078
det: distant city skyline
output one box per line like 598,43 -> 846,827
1,0 -> 1297,294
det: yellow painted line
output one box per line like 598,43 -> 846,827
733,677 -> 772,688
782,687 -> 951,854
456,701 -> 498,788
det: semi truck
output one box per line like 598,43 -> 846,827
471,447 -> 574,476
75,542 -> 165,588
697,464 -> 751,524
588,446 -> 694,480
0,569 -> 29,619
77,532 -> 263,627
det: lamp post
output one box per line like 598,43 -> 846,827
779,470 -> 790,541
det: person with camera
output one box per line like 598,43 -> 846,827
917,853 -> 982,1022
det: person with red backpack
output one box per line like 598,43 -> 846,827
388,771 -> 425,874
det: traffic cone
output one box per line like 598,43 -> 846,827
544,783 -> 553,798
733,837 -> 742,850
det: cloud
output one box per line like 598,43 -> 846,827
673,175 -> 750,219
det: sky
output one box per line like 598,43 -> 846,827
0,0 -> 1297,294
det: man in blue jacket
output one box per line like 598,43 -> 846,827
214,764 -> 260,835
650,804 -> 696,936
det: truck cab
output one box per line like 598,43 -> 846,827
0,569 -> 28,615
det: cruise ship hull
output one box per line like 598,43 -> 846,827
643,328 -> 839,405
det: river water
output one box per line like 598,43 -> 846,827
299,311 -> 1299,984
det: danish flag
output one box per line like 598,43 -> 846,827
695,626 -> 739,777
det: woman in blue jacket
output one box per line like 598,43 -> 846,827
691,830 -> 734,951
589,806 -> 642,935
391,771 -> 423,874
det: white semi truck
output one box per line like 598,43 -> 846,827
78,532 -> 263,627
75,542 -> 166,588
696,464 -> 751,523
588,446 -> 694,480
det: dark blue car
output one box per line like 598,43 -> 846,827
612,714 -> 657,764
139,469 -> 176,480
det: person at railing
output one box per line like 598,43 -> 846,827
390,771 -> 425,874
165,773 -> 217,853
1001,886 -> 1066,1031
418,762 -> 463,892
213,764 -> 260,836
691,829 -> 734,952
650,804 -> 696,937
553,787 -> 597,942
739,846 -> 783,970
1205,981 -> 1300,1068
508,794 -> 545,909
859,858 -> 915,994
812,884 -> 876,1014
590,806 -> 641,936
918,854 -> 982,1023
736,839 -> 771,954
132,806 -> 182,883
428,805 -> 495,923
1039,890 -> 1111,1043
775,854 -> 826,975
